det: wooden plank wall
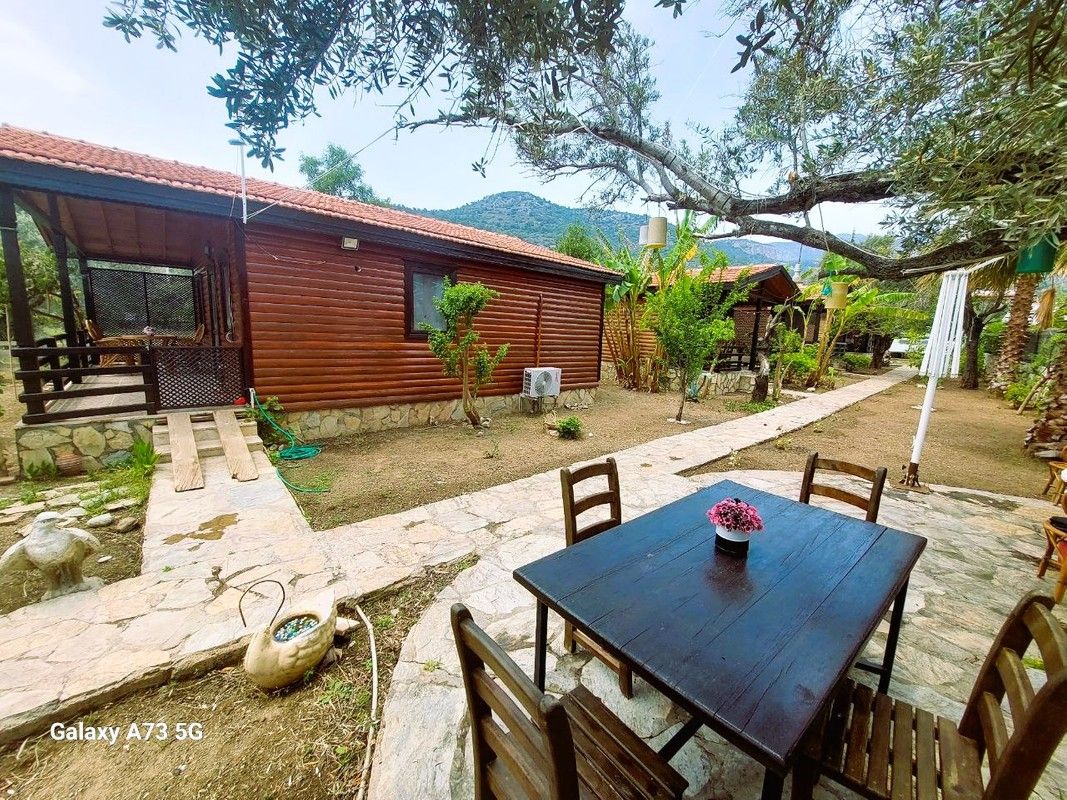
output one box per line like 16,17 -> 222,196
244,225 -> 604,411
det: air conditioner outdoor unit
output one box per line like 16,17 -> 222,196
523,367 -> 562,398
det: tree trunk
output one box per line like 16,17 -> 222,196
988,274 -> 1038,394
461,353 -> 481,426
959,295 -> 983,390
751,353 -> 770,403
1027,341 -> 1067,449
676,379 -> 687,422
870,334 -> 892,369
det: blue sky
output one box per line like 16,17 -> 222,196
0,2 -> 886,234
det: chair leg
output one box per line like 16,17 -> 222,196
563,621 -> 575,654
1056,563 -> 1067,604
618,663 -> 634,699
790,759 -> 819,800
1044,468 -> 1056,495
1038,540 -> 1054,578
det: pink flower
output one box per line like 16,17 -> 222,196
707,498 -> 764,534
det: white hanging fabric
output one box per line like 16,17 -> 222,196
906,269 -> 969,486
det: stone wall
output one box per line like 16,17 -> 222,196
15,418 -> 155,477
285,388 -> 597,442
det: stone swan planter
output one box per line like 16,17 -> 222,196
240,580 -> 338,690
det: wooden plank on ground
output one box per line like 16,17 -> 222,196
213,410 -> 258,482
167,413 -> 204,492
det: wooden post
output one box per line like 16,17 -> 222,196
79,253 -> 95,323
0,185 -> 44,419
749,299 -> 763,370
47,195 -> 80,382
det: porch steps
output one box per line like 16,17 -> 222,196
153,410 -> 263,490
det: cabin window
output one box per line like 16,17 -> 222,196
406,265 -> 449,336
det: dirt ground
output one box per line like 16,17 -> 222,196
0,557 -> 473,800
284,381 -> 782,529
695,378 -> 1047,499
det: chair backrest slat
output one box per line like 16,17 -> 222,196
451,604 -> 580,800
993,648 -> 1035,726
956,593 -> 1067,800
561,457 -> 622,546
799,452 -> 888,523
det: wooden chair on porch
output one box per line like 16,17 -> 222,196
451,604 -> 688,800
1041,444 -> 1067,503
85,319 -> 137,367
1038,494 -> 1067,603
560,457 -> 634,699
799,452 -> 888,523
792,592 -> 1067,800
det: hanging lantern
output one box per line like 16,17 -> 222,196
824,281 -> 849,310
646,216 -> 668,249
638,225 -> 649,247
1017,236 -> 1058,275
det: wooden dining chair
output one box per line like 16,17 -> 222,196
792,592 -> 1067,800
451,604 -> 688,800
560,457 -> 633,698
799,452 -> 888,523
1041,444 -> 1067,503
1037,495 -> 1067,602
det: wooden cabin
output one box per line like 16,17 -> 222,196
0,126 -> 618,470
602,264 -> 800,377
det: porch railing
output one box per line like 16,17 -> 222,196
12,341 -> 244,424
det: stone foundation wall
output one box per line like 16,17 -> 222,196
286,388 -> 597,442
16,418 -> 155,476
702,370 -> 755,395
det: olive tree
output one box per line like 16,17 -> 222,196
423,279 -> 509,427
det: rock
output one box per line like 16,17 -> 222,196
114,517 -> 140,534
1,501 -> 46,517
101,451 -> 132,469
45,494 -> 82,508
71,426 -> 107,458
105,498 -> 139,512
86,513 -> 114,528
62,507 -> 88,519
97,555 -> 113,564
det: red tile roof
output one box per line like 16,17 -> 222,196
0,125 -> 616,279
648,263 -> 783,287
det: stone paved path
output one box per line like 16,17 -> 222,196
370,470 -> 1067,800
0,367 -> 915,743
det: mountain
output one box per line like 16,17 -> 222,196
408,191 -> 850,269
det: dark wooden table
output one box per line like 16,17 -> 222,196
513,479 -> 926,799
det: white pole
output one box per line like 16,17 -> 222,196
909,270 -> 968,472
238,144 -> 248,225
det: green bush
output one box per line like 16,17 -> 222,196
250,395 -> 287,444
779,346 -> 819,386
842,353 -> 872,372
130,438 -> 159,479
556,415 -> 583,440
1004,380 -> 1033,406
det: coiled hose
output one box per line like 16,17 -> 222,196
251,391 -> 327,493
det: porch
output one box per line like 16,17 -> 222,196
0,182 -> 250,438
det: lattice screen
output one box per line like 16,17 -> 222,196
154,347 -> 245,410
87,266 -> 199,336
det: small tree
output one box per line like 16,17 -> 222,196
423,279 -> 509,426
555,222 -> 602,262
647,269 -> 740,422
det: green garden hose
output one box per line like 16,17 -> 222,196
250,391 -> 327,494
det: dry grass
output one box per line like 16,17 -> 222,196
0,556 -> 475,800
284,380 -> 794,530
694,378 -> 1046,499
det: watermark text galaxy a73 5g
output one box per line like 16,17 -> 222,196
49,721 -> 204,745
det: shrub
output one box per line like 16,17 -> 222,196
250,395 -> 287,444
130,438 -> 159,478
1004,380 -> 1032,406
556,415 -> 583,440
780,346 -> 819,386
842,353 -> 872,373
724,399 -> 777,413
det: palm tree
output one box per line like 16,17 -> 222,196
988,273 -> 1039,394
